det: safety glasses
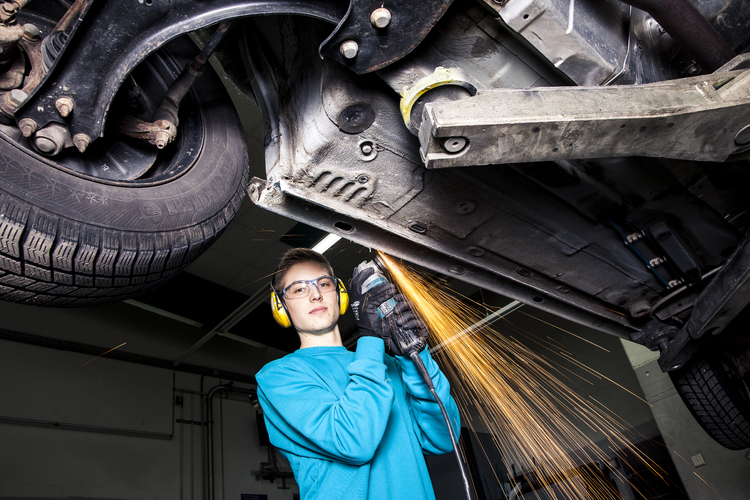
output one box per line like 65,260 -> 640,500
281,276 -> 337,300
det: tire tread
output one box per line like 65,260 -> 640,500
0,178 -> 246,306
671,355 -> 750,450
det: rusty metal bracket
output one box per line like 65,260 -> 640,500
14,0 -> 453,149
14,0 -> 348,149
319,0 -> 454,74
418,54 -> 750,168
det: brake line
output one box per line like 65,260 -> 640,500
608,219 -> 671,288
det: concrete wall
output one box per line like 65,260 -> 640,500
621,340 -> 750,500
0,299 -> 299,500
0,338 -> 298,500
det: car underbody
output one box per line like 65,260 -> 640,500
0,0 -> 749,448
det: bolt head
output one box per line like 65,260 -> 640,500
23,24 -> 40,41
6,89 -> 27,108
73,133 -> 90,153
34,136 -> 59,155
441,136 -> 468,153
340,40 -> 359,59
370,8 -> 392,29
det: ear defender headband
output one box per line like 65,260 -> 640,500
270,276 -> 349,328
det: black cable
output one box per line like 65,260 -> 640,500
366,255 -> 473,499
409,351 -> 473,500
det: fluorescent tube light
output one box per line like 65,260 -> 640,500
311,233 -> 341,254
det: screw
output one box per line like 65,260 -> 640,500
441,136 -> 468,153
370,8 -> 392,28
340,40 -> 359,59
361,144 -> 372,155
357,175 -> 369,183
55,97 -> 74,118
18,117 -> 37,137
6,89 -> 27,108
73,133 -> 90,153
23,24 -> 40,41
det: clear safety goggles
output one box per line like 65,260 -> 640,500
281,276 -> 337,300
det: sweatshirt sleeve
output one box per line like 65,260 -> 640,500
397,348 -> 461,455
256,337 -> 394,465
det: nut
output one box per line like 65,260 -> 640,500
18,117 -> 37,137
73,133 -> 90,153
339,40 -> 358,59
55,97 -> 74,118
153,130 -> 171,149
23,24 -> 40,41
6,89 -> 27,108
370,8 -> 392,29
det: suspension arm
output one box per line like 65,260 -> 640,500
418,55 -> 750,168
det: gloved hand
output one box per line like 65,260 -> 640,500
385,295 -> 429,356
350,266 -> 397,339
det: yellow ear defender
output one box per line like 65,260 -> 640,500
270,278 -> 348,328
337,278 -> 349,314
271,287 -> 292,328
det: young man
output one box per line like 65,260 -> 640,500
256,248 -> 460,500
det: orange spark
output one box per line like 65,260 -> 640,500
378,252 -> 663,500
82,342 -> 126,366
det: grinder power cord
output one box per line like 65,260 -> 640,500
351,258 -> 473,500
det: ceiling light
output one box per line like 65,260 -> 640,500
311,233 -> 341,254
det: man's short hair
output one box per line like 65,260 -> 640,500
273,248 -> 335,292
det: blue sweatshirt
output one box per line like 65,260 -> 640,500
256,336 -> 460,500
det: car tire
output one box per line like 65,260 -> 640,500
0,38 -> 248,306
670,348 -> 750,450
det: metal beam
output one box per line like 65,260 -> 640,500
419,55 -> 750,167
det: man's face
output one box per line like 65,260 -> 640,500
281,261 -> 340,335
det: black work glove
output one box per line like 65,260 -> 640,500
350,266 -> 396,339
384,295 -> 429,356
